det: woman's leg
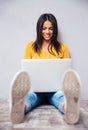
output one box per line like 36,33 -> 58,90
25,92 -> 44,114
47,91 -> 65,114
47,69 -> 81,125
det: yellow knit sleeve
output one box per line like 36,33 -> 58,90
24,41 -> 34,59
61,43 -> 70,58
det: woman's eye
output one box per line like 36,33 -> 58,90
50,28 -> 53,30
42,27 -> 46,30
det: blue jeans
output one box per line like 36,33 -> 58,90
25,90 -> 65,114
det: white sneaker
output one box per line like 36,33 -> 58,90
10,70 -> 30,124
62,69 -> 81,124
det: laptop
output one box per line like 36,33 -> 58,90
21,59 -> 72,92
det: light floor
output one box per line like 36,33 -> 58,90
0,99 -> 88,130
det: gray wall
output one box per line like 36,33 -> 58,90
0,0 -> 88,100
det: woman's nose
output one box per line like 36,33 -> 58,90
46,29 -> 49,33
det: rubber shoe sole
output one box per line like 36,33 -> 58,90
10,70 -> 30,124
62,69 -> 81,124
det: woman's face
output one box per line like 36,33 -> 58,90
42,20 -> 53,42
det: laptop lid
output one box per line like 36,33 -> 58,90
21,59 -> 72,92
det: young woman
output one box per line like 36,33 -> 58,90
10,13 -> 81,125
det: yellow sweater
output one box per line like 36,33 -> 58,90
24,41 -> 70,59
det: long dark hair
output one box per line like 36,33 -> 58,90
33,13 -> 61,55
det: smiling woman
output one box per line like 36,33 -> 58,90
24,13 -> 70,58
10,13 -> 81,125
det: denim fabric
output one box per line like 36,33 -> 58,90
25,90 -> 65,114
